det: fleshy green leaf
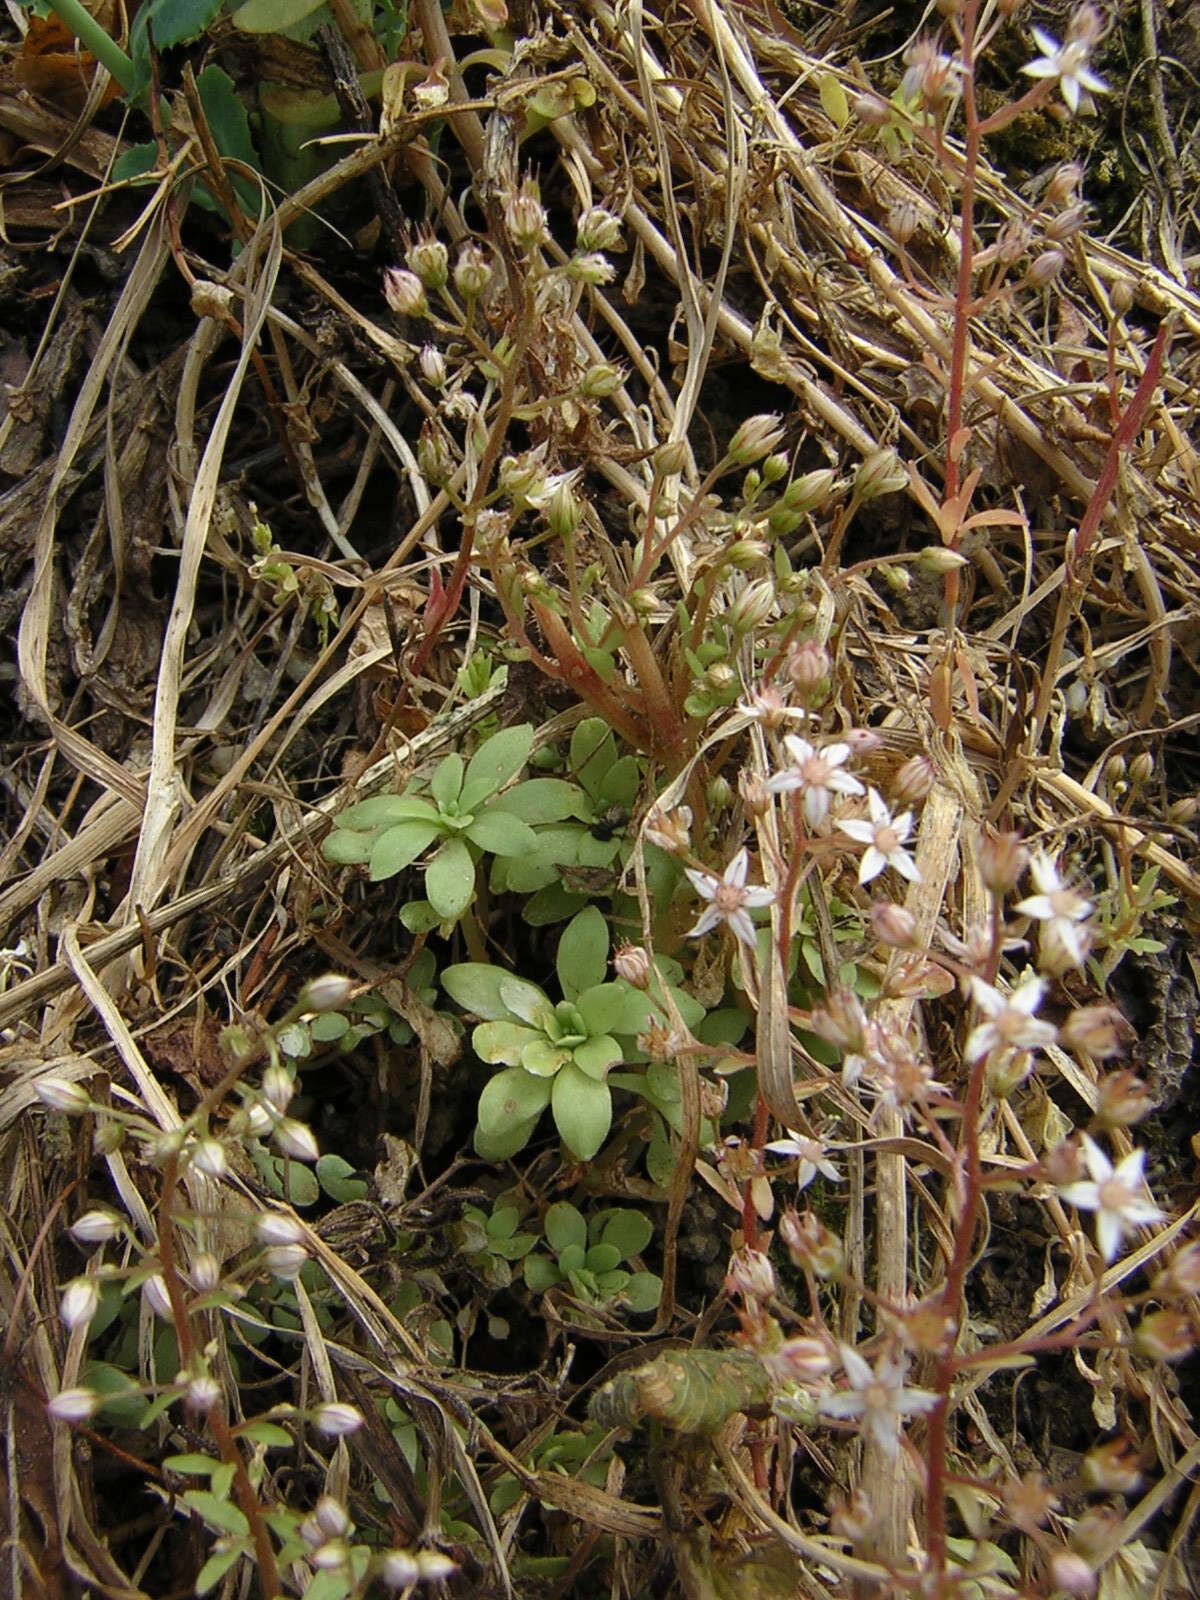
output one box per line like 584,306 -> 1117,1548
233,0 -> 327,29
322,828 -> 375,865
498,974 -> 555,1027
576,983 -> 653,1038
585,1242 -> 622,1274
369,820 -> 443,880
598,1209 -> 653,1259
196,1541 -> 248,1595
551,1063 -> 612,1160
486,1206 -> 520,1239
476,1066 -> 552,1133
570,719 -> 614,804
490,778 -> 587,823
544,1202 -> 587,1255
521,1037 -> 570,1077
425,837 -> 475,919
459,724 -> 534,812
475,1114 -> 541,1162
572,1034 -> 621,1080
622,1271 -> 663,1313
473,1020 -> 539,1065
316,1154 -> 367,1202
466,809 -> 538,857
339,794 -> 439,829
442,964 -> 520,1020
598,754 -> 640,807
559,1244 -> 587,1275
181,1490 -> 249,1537
194,65 -> 262,214
430,753 -> 464,811
524,1255 -> 562,1293
556,907 -> 609,998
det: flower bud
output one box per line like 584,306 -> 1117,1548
1167,795 -> 1197,824
727,414 -> 786,467
1044,203 -> 1088,244
316,1495 -> 353,1539
266,1243 -> 309,1280
1026,248 -> 1065,287
416,1552 -> 458,1580
871,902 -> 918,948
311,1401 -> 364,1436
726,1247 -> 775,1302
547,481 -> 581,539
1059,1005 -> 1129,1059
1082,1438 -> 1141,1493
1047,1550 -> 1096,1597
302,973 -> 355,1013
853,93 -> 891,126
854,448 -> 907,500
739,770 -> 771,816
382,1551 -> 420,1588
143,1273 -> 173,1320
504,179 -> 548,249
70,1209 -> 124,1245
613,944 -> 651,989
643,803 -> 691,854
185,1373 -> 221,1412
453,242 -> 492,300
245,1102 -> 274,1139
916,545 -> 969,573
705,662 -> 736,692
418,344 -> 446,388
47,1387 -> 100,1423
406,237 -> 448,291
576,206 -> 623,252
724,538 -> 769,568
986,1048 -> 1033,1099
261,1064 -> 294,1115
60,1277 -> 100,1330
1134,1309 -> 1194,1361
274,1118 -> 319,1163
808,987 -> 868,1053
764,1335 -> 834,1384
190,1139 -> 227,1179
1128,750 -> 1154,786
786,640 -> 830,700
892,754 -> 934,807
978,829 -> 1028,896
191,1253 -> 221,1293
888,200 -> 920,245
1094,1068 -> 1152,1127
729,578 -> 777,632
382,268 -> 428,319
34,1076 -> 90,1115
706,775 -> 734,812
579,362 -> 625,397
1109,275 -> 1134,316
1152,1242 -> 1200,1299
567,252 -> 616,286
779,1208 -> 844,1278
312,1540 -> 349,1571
1045,160 -> 1084,208
784,467 -> 838,513
257,1212 -> 306,1248
652,437 -> 690,477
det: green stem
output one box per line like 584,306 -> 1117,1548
43,0 -> 135,92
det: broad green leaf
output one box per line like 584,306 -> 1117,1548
474,1019 -> 539,1065
368,820 -> 442,880
181,1490 -> 249,1537
144,0 -> 224,50
524,1255 -> 562,1293
598,754 -> 640,807
195,65 -> 262,215
569,719 -> 614,803
556,906 -> 609,998
493,1233 -> 537,1261
233,0 -> 328,30
196,1541 -> 248,1595
551,1063 -> 611,1160
544,1202 -> 587,1256
165,1453 -> 222,1475
489,1475 -> 523,1515
430,752 -> 464,811
594,1269 -> 629,1297
443,964 -> 543,1022
490,778 -> 586,824
523,883 -> 587,925
622,1272 -> 663,1313
339,794 -> 439,829
425,837 -> 475,919
598,1209 -> 653,1259
459,723 -> 534,811
521,1037 -> 570,1077
400,900 -> 442,935
231,1421 -> 293,1447
585,1242 -> 621,1274
498,974 -> 555,1027
558,1243 -> 587,1275
303,1569 -> 353,1600
576,983 -> 653,1039
486,1205 -> 520,1239
646,1123 -> 675,1188
476,1066 -> 552,1133
572,1034 -> 621,1080
489,850 -> 560,896
475,1113 -> 541,1163
466,809 -> 538,857
310,1012 -> 349,1042
576,832 -> 623,868
316,1154 -> 367,1202
321,828 -> 375,865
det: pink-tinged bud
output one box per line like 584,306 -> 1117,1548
783,468 -> 837,514
274,1118 -> 319,1163
854,447 -> 907,501
245,1103 -> 274,1138
1045,160 -> 1084,208
871,902 -> 918,948
266,1243 -> 308,1279
261,1064 -> 294,1114
1134,1310 -> 1194,1362
612,944 -> 651,989
643,803 -> 692,854
739,770 -> 771,817
1060,1005 -> 1131,1059
311,1539 -> 349,1571
416,1551 -> 458,1580
1048,1550 -> 1096,1597
652,437 -> 689,477
185,1374 -> 221,1412
765,1336 -> 834,1384
34,1075 -> 90,1114
70,1209 -> 123,1245
382,268 -> 428,319
504,179 -> 548,250
779,1209 -> 844,1279
1152,1242 -> 1200,1299
1045,203 -> 1088,244
726,1247 -> 775,1302
892,753 -> 934,807
853,92 -> 890,125
302,973 -> 355,1013
728,578 -> 777,634
143,1273 -> 173,1320
727,414 -> 786,467
191,1253 -> 220,1293
257,1212 -> 306,1248
1026,249 -> 1065,288
60,1278 -> 100,1330
311,1401 -> 364,1436
883,956 -> 955,999
316,1494 -> 353,1539
405,237 -> 448,291
1082,1438 -> 1142,1493
576,207 -> 623,252
190,1139 -> 226,1179
978,829 -> 1029,896
47,1386 -> 100,1423
418,344 -> 446,389
786,640 -> 830,700
453,242 -> 492,300
807,987 -> 868,1053
1094,1069 -> 1153,1128
1041,1141 -> 1085,1187
417,422 -> 455,486
888,200 -> 920,245
382,1551 -> 420,1588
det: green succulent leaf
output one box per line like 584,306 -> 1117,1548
321,828 -> 376,865
489,778 -> 587,823
556,906 -> 609,998
443,964 -> 547,1023
572,1034 -> 621,1080
338,794 -> 440,829
425,837 -> 475,919
544,1201 -> 587,1255
316,1154 -> 367,1203
551,1062 -> 612,1160
430,753 -> 464,811
475,1115 -> 541,1163
622,1271 -> 664,1314
585,1242 -> 622,1274
487,1205 -> 520,1239
498,974 -> 555,1027
570,719 -> 614,803
521,1037 -> 570,1077
598,754 -> 640,807
369,820 -> 443,881
476,1066 -> 552,1133
598,1209 -> 654,1259
459,723 -> 534,811
473,1020 -> 539,1065
524,1254 -> 562,1293
577,983 -> 653,1038
465,809 -> 538,857
558,1243 -> 587,1274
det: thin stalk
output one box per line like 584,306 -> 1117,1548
43,0 -> 135,91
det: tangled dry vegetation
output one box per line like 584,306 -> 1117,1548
1,0 -> 1199,1595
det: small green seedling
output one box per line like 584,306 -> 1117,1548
524,1202 -> 661,1313
451,1199 -> 539,1291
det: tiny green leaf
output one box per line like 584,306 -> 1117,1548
425,837 -> 475,919
551,1062 -> 612,1160
475,1114 -> 541,1162
585,1242 -> 622,1274
181,1490 -> 249,1537
316,1153 -> 367,1203
622,1271 -> 664,1313
459,723 -> 534,811
598,754 -> 640,807
577,983 -> 653,1038
599,1209 -> 653,1259
544,1201 -> 587,1255
486,1206 -> 520,1239
196,1541 -> 248,1595
521,1037 -> 570,1077
524,1255 -> 562,1293
369,820 -> 443,880
430,752 -> 464,811
572,1034 -> 621,1080
233,0 -> 328,29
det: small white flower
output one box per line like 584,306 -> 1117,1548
190,1138 -> 227,1179
764,1130 -> 842,1190
311,1401 -> 363,1437
840,789 -> 921,884
1059,1135 -> 1165,1263
1021,25 -> 1107,115
765,736 -> 864,829
820,1344 -> 937,1457
684,848 -> 775,949
60,1278 -> 100,1330
965,973 -> 1057,1064
736,684 -> 807,728
1014,854 -> 1092,969
47,1386 -> 100,1423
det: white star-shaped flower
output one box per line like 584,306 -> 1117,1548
763,1129 -> 842,1190
840,789 -> 921,884
965,973 -> 1057,1064
765,736 -> 864,829
1059,1135 -> 1165,1263
1014,854 -> 1092,969
1021,25 -> 1107,115
820,1345 -> 937,1457
684,848 -> 775,949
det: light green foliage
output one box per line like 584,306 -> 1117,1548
488,1424 -> 615,1515
523,1202 -> 661,1313
249,508 -> 338,647
323,724 -> 544,923
1091,865 -> 1176,983
442,907 -> 655,1160
450,1197 -> 539,1291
